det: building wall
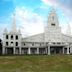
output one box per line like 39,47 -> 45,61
3,33 -> 21,47
2,9 -> 72,55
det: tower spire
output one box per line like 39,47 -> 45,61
12,13 -> 17,33
47,8 -> 59,27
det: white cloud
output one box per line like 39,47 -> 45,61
14,7 -> 44,37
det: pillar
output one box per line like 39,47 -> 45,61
13,47 -> 15,54
28,47 -> 31,54
19,47 -> 21,54
48,46 -> 50,55
67,46 -> 69,54
37,48 -> 39,54
5,48 -> 7,54
2,47 -> 5,54
70,46 -> 72,54
63,47 -> 64,54
46,48 -> 47,54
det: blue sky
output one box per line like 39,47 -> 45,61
0,0 -> 72,38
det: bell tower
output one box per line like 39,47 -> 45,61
45,9 -> 62,42
47,9 -> 59,28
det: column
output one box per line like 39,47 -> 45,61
5,48 -> 7,54
2,47 -> 5,54
67,46 -> 69,54
28,47 -> 31,54
37,48 -> 39,54
19,47 -> 21,55
48,46 -> 50,55
70,46 -> 72,54
63,47 -> 64,54
13,47 -> 15,54
46,48 -> 47,54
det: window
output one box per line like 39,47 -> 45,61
6,35 -> 8,39
16,42 -> 18,46
11,42 -> 13,44
53,42 -> 55,44
32,43 -> 34,46
11,42 -> 13,46
6,42 -> 8,46
24,43 -> 25,46
57,42 -> 61,44
16,35 -> 18,40
51,23 -> 55,26
40,43 -> 41,46
11,35 -> 13,39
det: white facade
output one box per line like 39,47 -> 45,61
2,9 -> 72,55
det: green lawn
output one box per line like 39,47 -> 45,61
0,55 -> 72,72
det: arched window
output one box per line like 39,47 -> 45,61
32,43 -> 34,46
6,42 -> 8,46
51,23 -> 55,26
6,35 -> 8,39
24,43 -> 25,46
16,35 -> 18,40
11,35 -> 13,39
16,42 -> 18,46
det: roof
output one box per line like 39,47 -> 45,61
61,34 -> 72,43
22,33 -> 72,43
22,33 -> 45,42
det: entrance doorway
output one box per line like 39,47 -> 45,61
39,48 -> 46,54
15,48 -> 19,54
6,47 -> 13,54
30,48 -> 37,54
64,48 -> 67,54
21,48 -> 28,54
50,46 -> 63,55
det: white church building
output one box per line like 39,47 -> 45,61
2,9 -> 72,55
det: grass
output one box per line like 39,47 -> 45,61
0,55 -> 72,72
